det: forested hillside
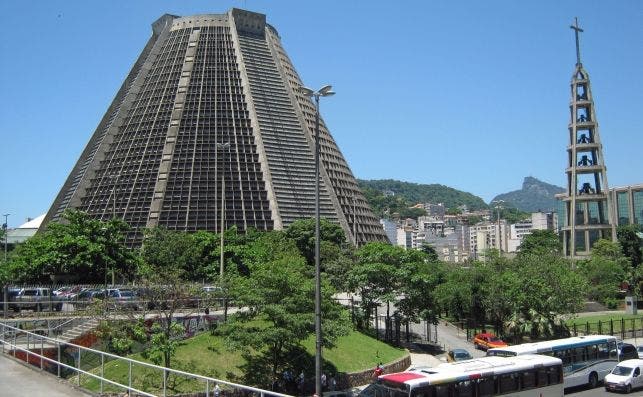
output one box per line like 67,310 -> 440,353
358,179 -> 488,218
491,176 -> 565,212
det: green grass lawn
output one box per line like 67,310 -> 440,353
75,329 -> 406,395
302,331 -> 406,373
567,314 -> 643,335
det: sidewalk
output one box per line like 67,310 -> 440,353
0,354 -> 92,396
408,351 -> 442,368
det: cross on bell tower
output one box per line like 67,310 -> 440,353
558,18 -> 617,259
570,17 -> 583,66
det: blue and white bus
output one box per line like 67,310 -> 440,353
359,354 -> 564,397
486,334 -> 618,389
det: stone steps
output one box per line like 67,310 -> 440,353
58,318 -> 99,343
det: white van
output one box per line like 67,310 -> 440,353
605,359 -> 643,393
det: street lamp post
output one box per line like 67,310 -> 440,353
301,84 -> 334,397
2,214 -> 8,263
108,174 -> 120,286
217,142 -> 231,322
216,143 -> 231,279
492,200 -> 504,252
3,214 -> 8,319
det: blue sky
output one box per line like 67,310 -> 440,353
1,1 -> 642,227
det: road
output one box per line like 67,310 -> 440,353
406,316 -> 643,396
567,385 -> 643,396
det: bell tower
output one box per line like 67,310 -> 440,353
560,18 -> 617,258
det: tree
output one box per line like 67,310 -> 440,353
433,266 -> 474,322
138,227 -> 200,370
4,210 -> 134,283
498,207 -> 530,224
517,230 -> 561,257
184,230 -> 219,282
320,242 -> 355,292
397,260 -> 446,323
398,207 -> 427,219
347,261 -> 398,327
284,218 -> 346,265
217,231 -> 349,389
350,243 -> 429,327
419,243 -> 439,262
500,254 -> 586,339
578,239 -> 632,307
617,224 -> 642,268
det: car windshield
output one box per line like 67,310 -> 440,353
612,365 -> 634,376
119,291 -> 135,297
489,336 -> 501,342
455,352 -> 471,359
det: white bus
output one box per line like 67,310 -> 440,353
486,334 -> 618,389
358,354 -> 563,397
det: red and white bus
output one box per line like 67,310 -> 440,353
358,354 -> 563,397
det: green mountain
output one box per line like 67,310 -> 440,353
491,176 -> 565,213
358,179 -> 488,218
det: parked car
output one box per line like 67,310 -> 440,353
74,288 -> 106,308
637,345 -> 643,359
447,348 -> 473,362
6,288 -> 22,311
58,285 -> 86,301
202,286 -> 223,294
605,359 -> 643,393
106,288 -> 140,310
13,287 -> 63,312
473,332 -> 508,351
618,342 -> 639,361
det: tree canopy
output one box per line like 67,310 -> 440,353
217,231 -> 350,387
3,210 -> 135,284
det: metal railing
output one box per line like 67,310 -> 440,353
0,322 -> 291,397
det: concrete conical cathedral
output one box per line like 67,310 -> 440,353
43,9 -> 387,246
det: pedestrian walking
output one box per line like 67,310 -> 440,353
329,373 -> 337,391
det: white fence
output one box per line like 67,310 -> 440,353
0,321 -> 291,397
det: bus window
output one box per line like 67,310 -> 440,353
477,377 -> 494,397
609,341 -> 618,359
598,342 -> 610,359
455,380 -> 474,397
548,366 -> 562,384
587,344 -> 598,360
521,370 -> 536,389
553,349 -> 571,365
536,368 -> 549,386
573,347 -> 586,363
498,374 -> 518,393
434,384 -> 450,397
411,387 -> 431,397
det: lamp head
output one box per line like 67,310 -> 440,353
319,85 -> 334,96
300,86 -> 315,97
